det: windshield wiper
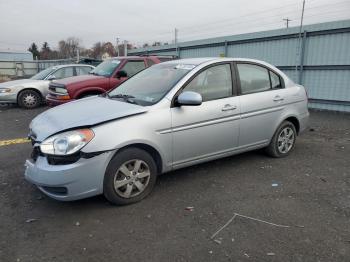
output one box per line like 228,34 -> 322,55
108,94 -> 138,105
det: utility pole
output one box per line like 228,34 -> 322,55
295,0 -> 306,80
283,18 -> 291,28
76,48 -> 80,63
116,37 -> 120,57
124,40 -> 128,56
174,28 -> 178,58
174,28 -> 178,45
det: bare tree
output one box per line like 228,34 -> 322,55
58,37 -> 81,58
91,42 -> 103,59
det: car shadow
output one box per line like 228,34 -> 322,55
36,149 -> 269,209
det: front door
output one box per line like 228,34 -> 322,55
171,63 -> 240,167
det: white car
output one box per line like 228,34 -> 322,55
0,64 -> 94,108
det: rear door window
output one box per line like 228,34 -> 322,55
52,67 -> 74,79
237,64 -> 271,94
76,66 -> 92,75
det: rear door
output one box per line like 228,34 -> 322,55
235,62 -> 288,147
171,63 -> 240,167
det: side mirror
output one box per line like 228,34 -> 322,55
177,91 -> 202,106
47,75 -> 56,81
116,70 -> 127,79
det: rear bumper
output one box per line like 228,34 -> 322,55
46,95 -> 73,106
299,111 -> 310,134
24,151 -> 115,201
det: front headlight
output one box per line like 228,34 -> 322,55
0,88 -> 11,93
40,129 -> 94,155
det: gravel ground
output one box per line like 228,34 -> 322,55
0,105 -> 349,262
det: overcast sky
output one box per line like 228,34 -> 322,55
0,0 -> 349,51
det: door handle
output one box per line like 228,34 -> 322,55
222,104 -> 237,111
273,95 -> 284,102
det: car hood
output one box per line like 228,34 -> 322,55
30,96 -> 148,141
0,79 -> 42,88
54,74 -> 106,86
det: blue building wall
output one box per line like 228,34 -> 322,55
129,20 -> 350,112
0,51 -> 33,61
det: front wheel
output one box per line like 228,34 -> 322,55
18,90 -> 42,109
103,148 -> 157,205
266,121 -> 297,158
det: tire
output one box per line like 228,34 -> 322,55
103,148 -> 158,205
18,90 -> 42,109
266,121 -> 297,158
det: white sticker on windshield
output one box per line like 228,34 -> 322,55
175,64 -> 196,70
111,60 -> 120,64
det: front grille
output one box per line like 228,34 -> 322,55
47,153 -> 81,165
49,82 -> 66,90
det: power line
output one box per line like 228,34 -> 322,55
179,0 -> 349,34
177,8 -> 350,41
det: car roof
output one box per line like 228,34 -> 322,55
107,56 -> 146,60
163,57 -> 280,66
48,64 -> 95,70
55,64 -> 94,68
163,57 -> 217,65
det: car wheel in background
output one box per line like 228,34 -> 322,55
103,147 -> 157,205
266,121 -> 297,158
18,90 -> 42,109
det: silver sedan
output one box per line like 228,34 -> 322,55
0,64 -> 94,108
25,58 -> 309,205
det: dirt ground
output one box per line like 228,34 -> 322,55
0,106 -> 349,262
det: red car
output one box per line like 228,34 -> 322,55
46,56 -> 165,106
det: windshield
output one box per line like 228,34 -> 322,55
30,67 -> 56,80
108,63 -> 194,106
90,59 -> 121,77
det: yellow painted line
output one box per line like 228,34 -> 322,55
0,138 -> 30,147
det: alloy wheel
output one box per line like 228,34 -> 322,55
277,127 -> 295,154
113,159 -> 151,198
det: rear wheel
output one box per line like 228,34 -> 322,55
103,148 -> 157,205
266,121 -> 297,158
18,90 -> 41,109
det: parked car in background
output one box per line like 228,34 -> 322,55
77,57 -> 102,67
0,64 -> 95,109
25,58 -> 309,205
46,56 -> 165,106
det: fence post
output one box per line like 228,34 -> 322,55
298,30 -> 307,84
177,46 -> 181,58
